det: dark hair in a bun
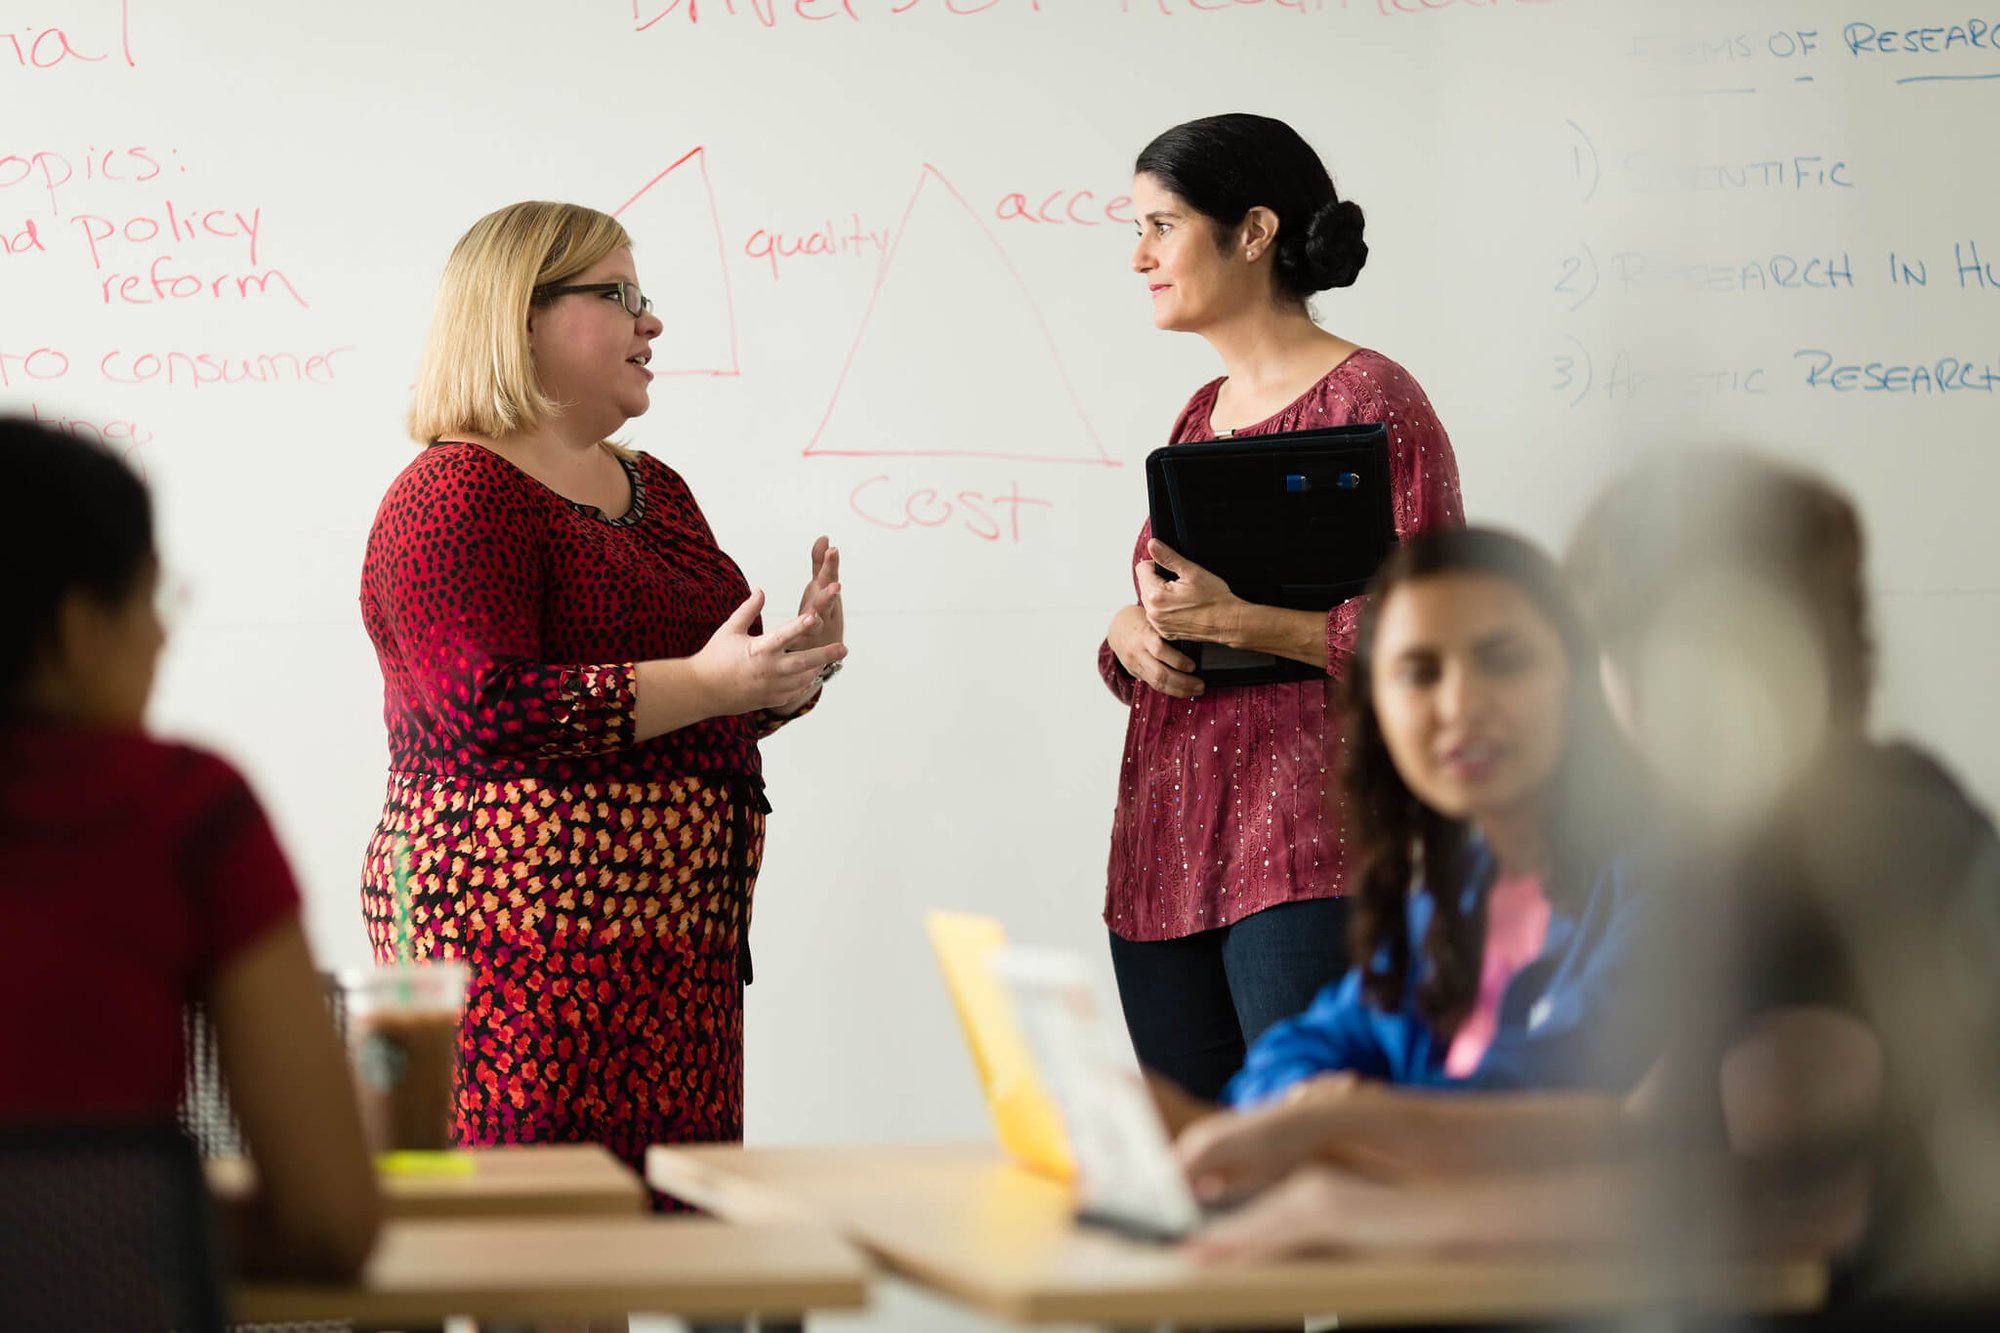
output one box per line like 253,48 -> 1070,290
1135,113 -> 1367,301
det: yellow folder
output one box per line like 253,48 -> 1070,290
924,911 -> 1075,1183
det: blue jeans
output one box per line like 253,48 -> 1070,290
1108,896 -> 1350,1104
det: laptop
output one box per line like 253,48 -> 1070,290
991,945 -> 1219,1240
923,912 -> 1075,1183
926,914 -> 1213,1240
1146,422 -> 1396,687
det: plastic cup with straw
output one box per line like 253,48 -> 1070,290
345,832 -> 469,1158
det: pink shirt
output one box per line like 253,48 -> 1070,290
1444,872 -> 1554,1078
1098,349 -> 1464,941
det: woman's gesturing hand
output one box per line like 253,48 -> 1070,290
1108,604 -> 1204,700
1137,539 -> 1245,646
693,589 -> 847,715
792,536 -> 844,653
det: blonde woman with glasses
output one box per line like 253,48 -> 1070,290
358,201 -> 846,1199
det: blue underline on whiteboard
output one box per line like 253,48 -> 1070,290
1896,73 -> 2000,85
1794,76 -> 1815,82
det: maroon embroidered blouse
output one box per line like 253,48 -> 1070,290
1098,349 -> 1465,942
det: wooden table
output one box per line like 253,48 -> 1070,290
208,1143 -> 645,1217
647,1142 -> 1827,1328
231,1215 -> 869,1325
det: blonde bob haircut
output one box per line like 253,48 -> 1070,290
407,201 -> 633,445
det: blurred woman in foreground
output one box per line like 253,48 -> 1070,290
1160,527 -> 1660,1204
1182,453 -> 2000,1305
0,416 -> 378,1279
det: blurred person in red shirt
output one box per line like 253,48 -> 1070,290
0,415 -> 378,1280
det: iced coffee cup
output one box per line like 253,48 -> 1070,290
341,960 -> 469,1154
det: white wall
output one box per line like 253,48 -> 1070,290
4,1 -> 1996,1175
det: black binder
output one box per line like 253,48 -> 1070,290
1144,423 -> 1396,687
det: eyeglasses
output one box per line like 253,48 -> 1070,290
531,281 -> 653,319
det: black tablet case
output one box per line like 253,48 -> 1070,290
1144,423 -> 1396,687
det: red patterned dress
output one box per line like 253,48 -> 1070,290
358,441 -> 805,1191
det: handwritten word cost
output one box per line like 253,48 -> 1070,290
848,474 -> 1051,543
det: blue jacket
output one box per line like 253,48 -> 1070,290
1225,844 -> 1659,1107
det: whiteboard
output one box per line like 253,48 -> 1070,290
5,0 -> 1997,1158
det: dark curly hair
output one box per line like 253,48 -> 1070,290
1341,527 -> 1649,1035
0,417 -> 155,720
1135,112 -> 1367,303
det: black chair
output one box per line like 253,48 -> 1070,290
0,1120 -> 228,1332
179,974 -> 349,1158
179,979 -> 355,1333
179,996 -> 245,1158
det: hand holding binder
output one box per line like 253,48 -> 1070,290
1145,423 -> 1396,687
1135,539 -> 1242,647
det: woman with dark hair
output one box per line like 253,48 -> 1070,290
1100,112 -> 1464,1101
1222,527 -> 1653,1100
1164,527 -> 1661,1211
0,416 -> 379,1279
1179,458 -> 2000,1292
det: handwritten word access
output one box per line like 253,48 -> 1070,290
994,190 -> 1133,227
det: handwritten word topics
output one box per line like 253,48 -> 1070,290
0,145 -> 172,216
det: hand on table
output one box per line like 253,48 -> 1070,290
1180,1163 -> 1426,1264
1174,1074 -> 1366,1203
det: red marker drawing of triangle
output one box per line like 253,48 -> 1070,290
613,147 -> 740,378
805,164 -> 1118,467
